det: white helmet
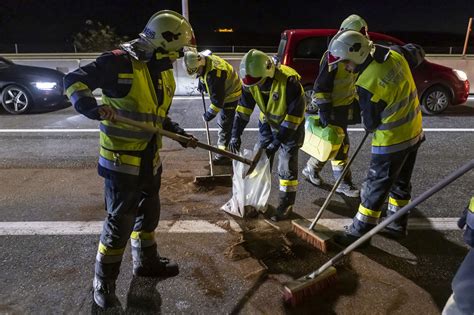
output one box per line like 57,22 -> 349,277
183,50 -> 206,75
339,14 -> 368,37
328,30 -> 373,66
239,49 -> 275,87
139,10 -> 196,52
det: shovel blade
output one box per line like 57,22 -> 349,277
243,147 -> 265,179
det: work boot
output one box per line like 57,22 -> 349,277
382,212 -> 409,239
333,225 -> 371,248
93,276 -> 121,309
336,182 -> 360,198
212,154 -> 232,166
270,205 -> 293,222
133,256 -> 179,278
302,165 -> 323,186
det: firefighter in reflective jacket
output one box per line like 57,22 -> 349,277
183,49 -> 242,165
302,14 -> 368,197
327,30 -> 425,245
443,196 -> 474,315
230,49 -> 306,222
64,10 -> 197,310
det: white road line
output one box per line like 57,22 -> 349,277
1,128 -> 474,133
0,218 -> 462,235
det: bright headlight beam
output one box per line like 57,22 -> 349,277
33,82 -> 57,90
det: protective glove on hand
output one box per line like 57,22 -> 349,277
98,106 -> 117,121
175,130 -> 198,149
265,140 -> 281,157
228,137 -> 241,153
203,111 -> 216,122
318,110 -> 330,128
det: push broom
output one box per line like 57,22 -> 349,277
283,159 -> 474,307
292,132 -> 369,253
194,91 -> 233,186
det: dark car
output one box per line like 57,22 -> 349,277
0,56 -> 70,114
276,29 -> 470,115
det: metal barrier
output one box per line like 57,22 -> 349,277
3,53 -> 474,95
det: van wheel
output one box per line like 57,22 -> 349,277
420,86 -> 451,115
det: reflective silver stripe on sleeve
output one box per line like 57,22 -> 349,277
281,120 -> 299,130
117,78 -> 133,84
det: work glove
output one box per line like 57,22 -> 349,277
318,110 -> 330,128
228,137 -> 241,154
203,110 -> 216,122
179,133 -> 198,148
458,207 -> 474,248
98,106 -> 117,121
265,139 -> 281,157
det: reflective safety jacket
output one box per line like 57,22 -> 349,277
199,54 -> 241,115
356,50 -> 423,154
64,50 -> 183,181
312,50 -> 358,125
234,65 -> 305,143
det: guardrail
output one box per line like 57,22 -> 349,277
3,53 -> 474,95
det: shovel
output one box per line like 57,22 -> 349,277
194,92 -> 233,186
111,114 -> 263,178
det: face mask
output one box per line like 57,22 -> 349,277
120,38 -> 156,62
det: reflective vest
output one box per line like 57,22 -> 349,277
202,54 -> 241,105
248,65 -> 304,130
315,51 -> 358,108
99,59 -> 175,176
356,50 -> 423,154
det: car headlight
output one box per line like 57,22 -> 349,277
33,81 -> 57,90
453,69 -> 468,81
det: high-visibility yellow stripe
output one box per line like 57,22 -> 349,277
331,160 -> 346,167
315,92 -> 331,99
66,81 -> 89,98
99,147 -> 141,166
358,204 -> 381,218
130,230 -> 155,240
284,114 -> 304,124
216,69 -> 221,78
236,105 -> 253,116
209,104 -> 221,113
279,179 -> 298,187
388,197 -> 410,207
469,197 -> 474,212
118,73 -> 134,79
98,242 -> 126,256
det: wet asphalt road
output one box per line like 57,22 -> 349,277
0,97 -> 473,314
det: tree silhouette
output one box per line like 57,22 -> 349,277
73,20 -> 129,52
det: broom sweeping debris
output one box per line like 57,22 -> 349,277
284,159 -> 473,306
292,132 -> 369,253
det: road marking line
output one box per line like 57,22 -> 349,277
1,128 -> 474,133
0,218 -> 462,235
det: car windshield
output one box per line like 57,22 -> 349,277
0,57 -> 14,68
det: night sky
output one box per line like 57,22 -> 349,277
0,0 -> 472,50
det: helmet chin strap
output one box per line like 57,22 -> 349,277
155,50 -> 183,60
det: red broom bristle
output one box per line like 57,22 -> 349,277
283,267 -> 337,307
292,222 -> 329,253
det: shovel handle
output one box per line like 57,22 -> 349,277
112,115 -> 253,165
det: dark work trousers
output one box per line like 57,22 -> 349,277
443,249 -> 474,314
259,121 -> 305,209
350,143 -> 420,236
95,166 -> 162,281
216,100 -> 238,152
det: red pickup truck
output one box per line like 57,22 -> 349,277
275,29 -> 470,115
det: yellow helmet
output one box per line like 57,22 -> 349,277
339,14 -> 368,37
139,10 -> 196,52
239,49 -> 275,87
328,30 -> 373,66
183,50 -> 206,75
